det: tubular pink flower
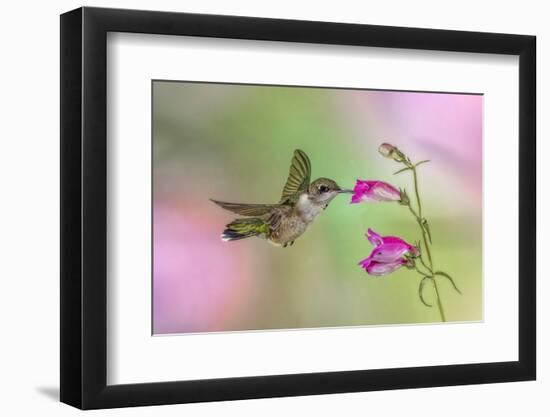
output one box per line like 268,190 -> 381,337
369,243 -> 414,263
366,228 -> 419,257
350,180 -> 401,204
358,228 -> 419,276
359,259 -> 408,276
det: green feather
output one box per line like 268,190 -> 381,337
222,218 -> 270,241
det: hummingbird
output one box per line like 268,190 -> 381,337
211,149 -> 352,247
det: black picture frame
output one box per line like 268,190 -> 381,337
60,6 -> 536,410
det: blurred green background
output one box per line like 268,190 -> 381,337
152,81 -> 482,334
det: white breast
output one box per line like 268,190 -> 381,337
296,194 -> 323,223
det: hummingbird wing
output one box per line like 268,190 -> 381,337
280,149 -> 311,202
210,199 -> 279,216
266,204 -> 293,237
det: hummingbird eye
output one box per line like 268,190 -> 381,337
319,185 -> 329,193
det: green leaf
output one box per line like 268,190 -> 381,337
422,219 -> 433,244
393,166 -> 412,175
415,160 -> 431,168
434,271 -> 462,295
418,276 -> 433,307
399,188 -> 410,206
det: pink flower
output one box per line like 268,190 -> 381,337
350,180 -> 401,203
358,229 -> 419,276
365,228 -> 419,257
359,259 -> 408,276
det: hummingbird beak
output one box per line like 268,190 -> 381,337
337,189 -> 353,194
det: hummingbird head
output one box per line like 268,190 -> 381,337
308,178 -> 353,206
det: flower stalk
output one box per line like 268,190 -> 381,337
386,144 -> 460,322
352,143 -> 461,323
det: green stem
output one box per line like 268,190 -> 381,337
406,197 -> 433,272
419,222 -> 433,269
406,203 -> 419,218
412,166 -> 423,219
412,166 -> 433,269
409,165 -> 445,322
414,264 -> 431,278
417,250 -> 432,274
432,278 -> 446,322
413,268 -> 445,320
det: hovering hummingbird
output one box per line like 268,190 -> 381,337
211,149 -> 352,247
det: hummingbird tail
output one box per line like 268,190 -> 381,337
221,218 -> 269,242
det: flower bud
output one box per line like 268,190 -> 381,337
378,143 -> 397,158
378,143 -> 406,162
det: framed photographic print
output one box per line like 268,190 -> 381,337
60,6 -> 536,409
